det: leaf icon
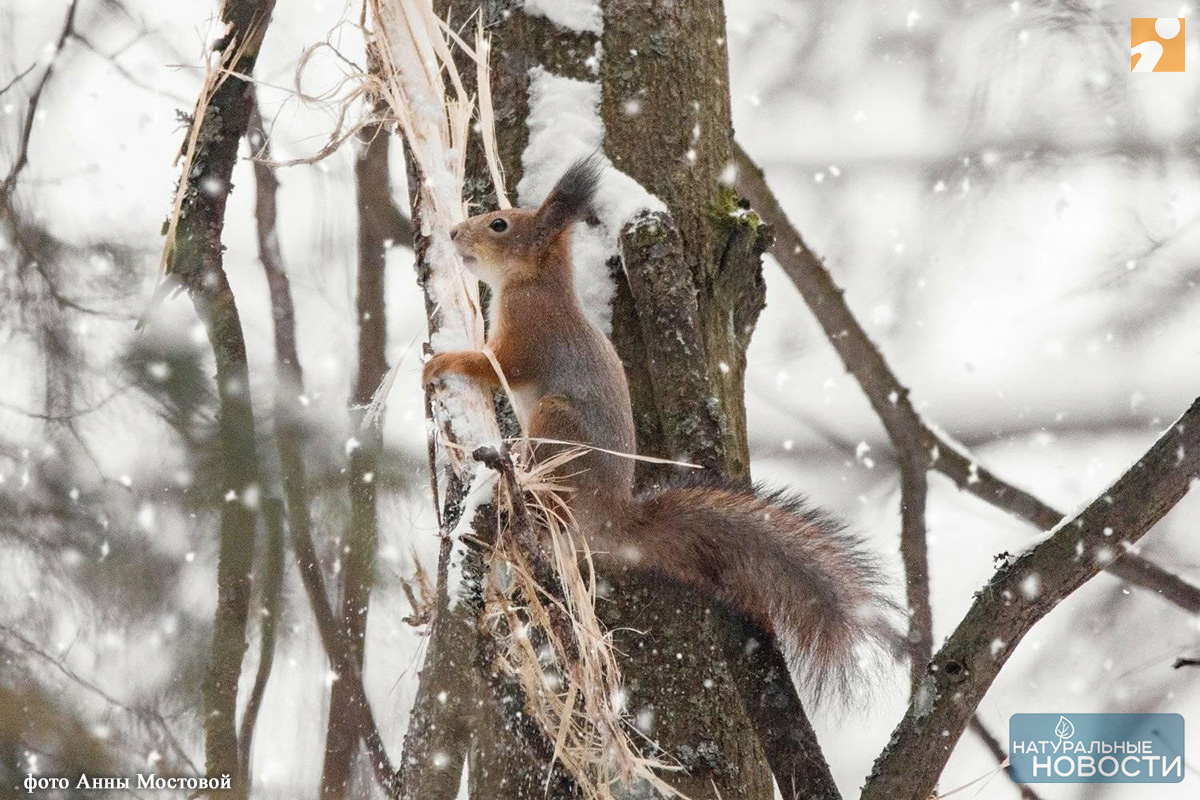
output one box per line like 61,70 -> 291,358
1055,716 -> 1075,739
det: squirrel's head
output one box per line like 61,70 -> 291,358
451,155 -> 603,288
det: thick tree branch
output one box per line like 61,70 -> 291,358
718,611 -> 842,800
619,211 -> 727,475
603,0 -> 766,486
618,212 -> 834,797
731,141 -> 1200,617
160,3 -> 277,795
862,396 -> 1200,799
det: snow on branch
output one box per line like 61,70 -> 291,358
524,0 -> 603,35
366,0 -> 498,456
518,67 -> 666,334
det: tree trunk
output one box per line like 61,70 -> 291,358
602,0 -> 766,484
162,2 -> 277,796
437,2 -> 775,797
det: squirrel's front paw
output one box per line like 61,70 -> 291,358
421,354 -> 451,388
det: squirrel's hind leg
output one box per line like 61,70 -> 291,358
524,394 -> 590,474
523,395 -> 620,532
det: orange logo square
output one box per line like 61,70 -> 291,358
1131,18 -> 1185,72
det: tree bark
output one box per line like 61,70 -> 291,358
602,0 -> 766,483
428,2 -> 796,798
862,397 -> 1200,800
598,5 -> 779,798
161,2 -> 276,795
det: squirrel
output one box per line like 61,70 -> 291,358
423,156 -> 901,697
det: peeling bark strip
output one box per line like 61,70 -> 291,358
393,191 -> 487,800
365,2 -> 510,795
473,445 -> 579,664
730,142 -> 1200,618
157,2 -> 276,795
863,398 -> 1200,799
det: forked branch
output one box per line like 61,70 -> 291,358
863,396 -> 1200,799
733,141 -> 1200,799
731,141 -> 1200,616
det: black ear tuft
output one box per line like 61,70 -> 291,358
536,154 -> 604,236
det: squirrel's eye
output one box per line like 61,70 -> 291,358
489,218 -> 508,233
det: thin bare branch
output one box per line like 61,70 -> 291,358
731,141 -> 1200,618
0,62 -> 36,99
0,0 -> 78,210
238,497 -> 286,777
71,29 -> 191,104
897,455 -> 932,695
968,716 -> 1043,800
321,101 -> 397,800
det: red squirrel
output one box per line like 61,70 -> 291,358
423,156 -> 900,696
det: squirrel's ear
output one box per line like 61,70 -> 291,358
535,154 -> 603,237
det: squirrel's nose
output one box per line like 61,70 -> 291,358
449,226 -> 459,241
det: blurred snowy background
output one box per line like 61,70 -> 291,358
1,0 -> 1198,797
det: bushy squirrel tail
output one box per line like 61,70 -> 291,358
617,483 -> 904,701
